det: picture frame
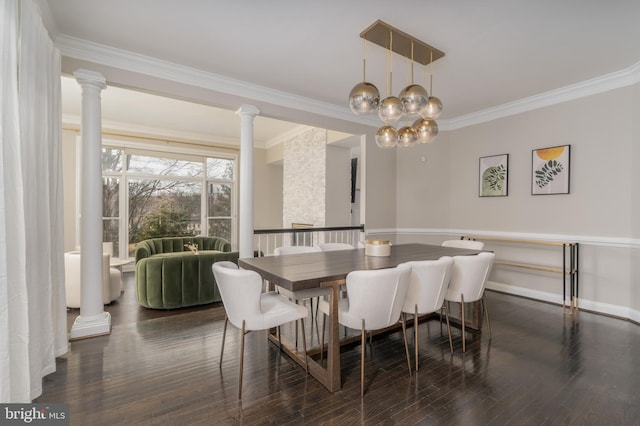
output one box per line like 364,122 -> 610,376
531,145 -> 571,195
479,154 -> 509,197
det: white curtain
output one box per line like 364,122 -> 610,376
0,0 -> 68,402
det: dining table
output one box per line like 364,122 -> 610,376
238,242 -> 483,393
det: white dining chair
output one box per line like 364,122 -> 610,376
401,256 -> 454,371
64,251 -> 122,308
443,252 -> 495,352
318,242 -> 355,251
273,245 -> 329,314
441,239 -> 485,250
212,261 -> 309,399
273,245 -> 321,256
318,263 -> 412,397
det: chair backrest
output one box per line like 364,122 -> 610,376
64,251 -> 116,307
318,242 -> 355,251
445,252 -> 495,304
212,261 -> 263,329
344,264 -> 411,331
103,242 -> 114,257
273,245 -> 322,256
401,256 -> 454,315
441,239 -> 485,250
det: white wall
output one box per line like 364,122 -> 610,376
386,84 -> 640,321
62,128 -> 78,252
325,145 -> 351,226
363,128 -> 397,238
396,130 -> 451,229
630,82 -> 640,313
253,147 -> 282,229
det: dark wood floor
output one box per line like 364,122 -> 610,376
37,272 -> 640,425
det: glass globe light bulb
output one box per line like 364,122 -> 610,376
375,125 -> 398,149
399,84 -> 429,117
413,118 -> 439,144
422,96 -> 443,119
378,96 -> 404,123
348,82 -> 380,115
397,126 -> 418,148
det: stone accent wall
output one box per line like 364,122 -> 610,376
283,127 -> 326,229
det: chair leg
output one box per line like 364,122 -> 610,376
301,318 -> 308,375
483,296 -> 492,339
294,301 -> 299,348
361,319 -> 366,398
220,315 -> 228,367
443,305 -> 453,354
461,294 -> 466,353
414,306 -> 419,372
320,313 -> 326,363
277,326 -> 282,350
239,320 -> 246,399
401,314 -> 412,377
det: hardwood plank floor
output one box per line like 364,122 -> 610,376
37,272 -> 640,425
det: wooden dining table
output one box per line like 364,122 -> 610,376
238,242 -> 483,393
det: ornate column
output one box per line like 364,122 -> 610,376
236,104 -> 260,258
70,69 -> 110,340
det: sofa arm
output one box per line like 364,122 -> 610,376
134,241 -> 152,263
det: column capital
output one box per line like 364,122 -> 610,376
73,68 -> 107,90
236,104 -> 260,117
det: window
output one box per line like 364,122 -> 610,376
101,146 -> 236,258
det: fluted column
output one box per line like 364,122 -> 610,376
236,104 -> 260,258
70,69 -> 111,340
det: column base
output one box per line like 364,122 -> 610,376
69,311 -> 111,341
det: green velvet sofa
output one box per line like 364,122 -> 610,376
134,236 -> 238,309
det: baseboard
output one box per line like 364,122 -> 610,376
486,280 -> 640,324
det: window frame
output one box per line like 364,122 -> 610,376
94,137 -> 237,258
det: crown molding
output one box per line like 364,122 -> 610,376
55,35 -> 640,133
442,60 -> 640,130
263,125 -> 314,149
62,113 -> 240,147
54,35 -> 378,129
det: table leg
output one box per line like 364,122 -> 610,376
267,279 -> 344,393
325,282 -> 341,392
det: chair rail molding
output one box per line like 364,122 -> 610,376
367,227 -> 640,323
369,228 -> 640,249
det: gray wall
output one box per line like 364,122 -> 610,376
325,145 -> 352,227
253,147 -> 282,229
382,84 -> 640,320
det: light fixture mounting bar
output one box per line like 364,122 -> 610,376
360,20 -> 445,66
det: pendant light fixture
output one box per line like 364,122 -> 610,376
377,31 -> 404,124
399,42 -> 429,118
349,20 -> 445,149
375,35 -> 400,149
422,50 -> 443,120
349,38 -> 380,115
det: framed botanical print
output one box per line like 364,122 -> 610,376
479,154 -> 508,197
532,145 -> 570,195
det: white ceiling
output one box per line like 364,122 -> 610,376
43,0 -> 640,146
